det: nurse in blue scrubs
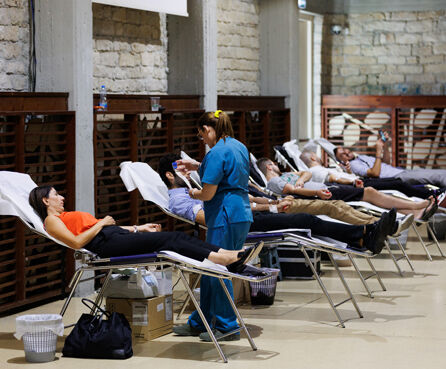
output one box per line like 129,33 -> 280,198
173,110 -> 253,341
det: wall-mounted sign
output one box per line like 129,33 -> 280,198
298,0 -> 306,9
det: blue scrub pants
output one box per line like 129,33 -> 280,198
188,221 -> 251,333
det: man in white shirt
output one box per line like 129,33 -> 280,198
300,151 -> 361,186
299,150 -> 434,199
256,157 -> 436,221
334,131 -> 446,189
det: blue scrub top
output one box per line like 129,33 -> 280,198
199,136 -> 253,228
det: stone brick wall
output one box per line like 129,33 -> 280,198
217,0 -> 260,95
92,4 -> 167,94
322,10 -> 446,95
0,0 -> 29,91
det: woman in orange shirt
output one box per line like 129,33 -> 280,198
29,185 -> 260,270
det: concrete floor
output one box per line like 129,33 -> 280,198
1,228 -> 445,369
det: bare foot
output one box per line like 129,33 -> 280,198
415,196 -> 433,210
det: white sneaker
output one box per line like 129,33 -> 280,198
392,214 -> 414,236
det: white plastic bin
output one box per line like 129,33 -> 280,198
15,314 -> 64,363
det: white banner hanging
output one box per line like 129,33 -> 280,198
92,0 -> 188,17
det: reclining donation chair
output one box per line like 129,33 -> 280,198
119,161 -> 391,327
315,137 -> 445,262
276,140 -> 418,276
0,170 -> 271,363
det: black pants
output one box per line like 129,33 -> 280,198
250,212 -> 364,245
291,184 -> 364,201
85,226 -> 220,261
363,177 -> 432,199
326,184 -> 364,201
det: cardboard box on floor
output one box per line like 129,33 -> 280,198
106,295 -> 173,341
233,278 -> 251,305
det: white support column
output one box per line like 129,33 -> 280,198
35,0 -> 94,295
260,0 -> 300,139
167,0 -> 217,111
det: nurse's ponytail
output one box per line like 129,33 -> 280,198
197,110 -> 234,141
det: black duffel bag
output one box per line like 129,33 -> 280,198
62,298 -> 133,359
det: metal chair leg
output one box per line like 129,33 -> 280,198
219,278 -> 257,351
394,237 -> 415,271
426,223 -> 445,257
365,258 -> 386,291
348,254 -> 374,297
327,253 -> 363,319
60,269 -> 84,316
92,269 -> 113,315
177,274 -> 201,320
177,270 -> 227,363
412,223 -> 433,261
384,240 -> 404,276
301,246 -> 363,327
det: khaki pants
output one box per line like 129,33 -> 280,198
286,199 -> 378,225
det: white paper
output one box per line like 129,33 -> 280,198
165,296 -> 173,321
156,303 -> 164,312
132,302 -> 148,326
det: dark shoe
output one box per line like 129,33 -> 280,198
386,208 -> 397,235
227,241 -> 264,274
199,329 -> 240,342
172,324 -> 202,336
364,209 -> 396,254
227,249 -> 252,274
233,264 -> 269,277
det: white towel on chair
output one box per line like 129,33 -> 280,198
283,140 -> 310,171
119,161 -> 169,209
0,171 -> 40,227
0,171 -> 68,246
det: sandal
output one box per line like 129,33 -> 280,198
420,197 -> 438,222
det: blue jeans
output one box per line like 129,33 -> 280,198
188,221 -> 251,333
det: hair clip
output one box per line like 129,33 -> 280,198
214,110 -> 222,118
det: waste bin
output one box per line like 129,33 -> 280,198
15,314 -> 64,363
249,268 -> 280,305
428,214 -> 446,241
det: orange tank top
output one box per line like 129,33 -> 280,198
57,211 -> 100,236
